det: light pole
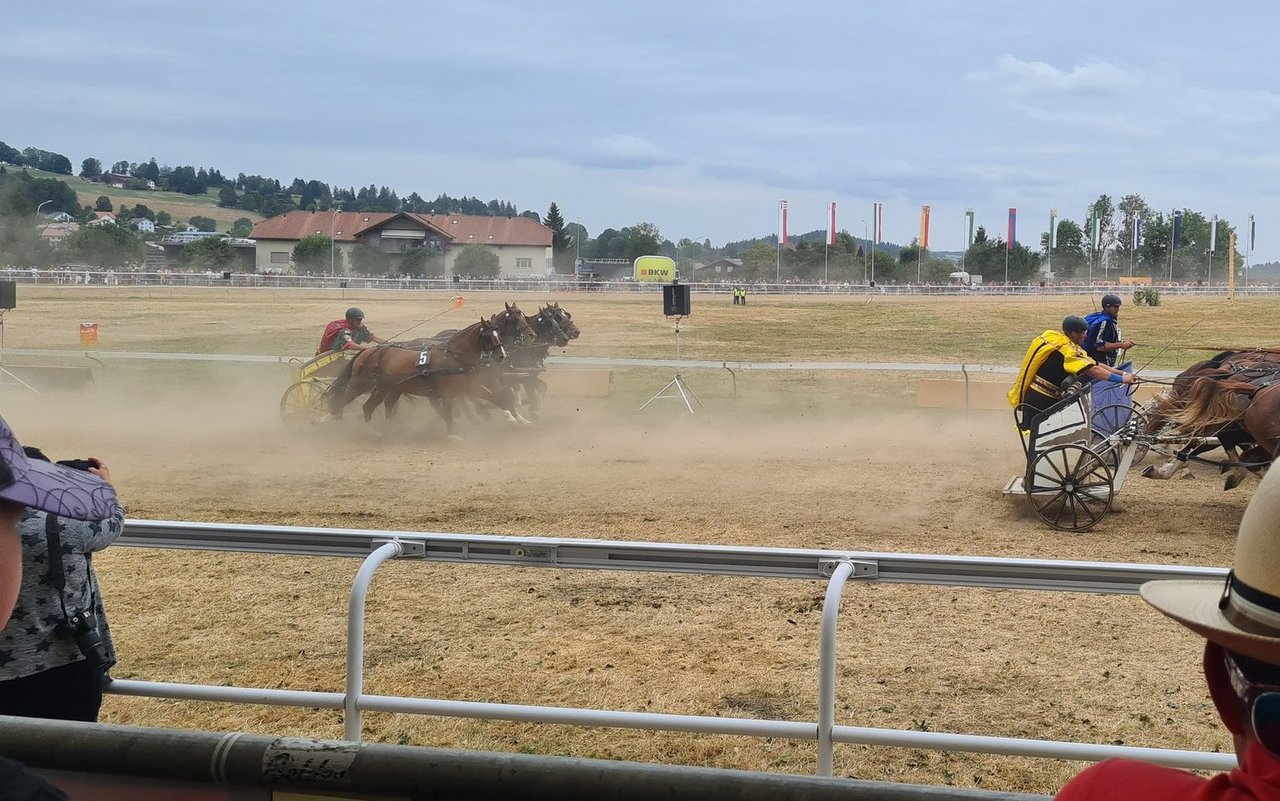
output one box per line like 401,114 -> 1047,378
329,207 -> 340,279
574,218 -> 582,276
859,219 -> 869,284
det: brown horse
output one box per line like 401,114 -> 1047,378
1142,351 -> 1280,486
1149,371 -> 1280,488
497,302 -> 582,419
328,318 -> 508,435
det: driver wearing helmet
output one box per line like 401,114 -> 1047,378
317,307 -> 386,355
1008,315 -> 1138,429
1082,293 -> 1137,367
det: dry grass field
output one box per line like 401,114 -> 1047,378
2,286 -> 1276,794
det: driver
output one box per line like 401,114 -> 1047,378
1009,315 -> 1138,429
318,307 -> 386,355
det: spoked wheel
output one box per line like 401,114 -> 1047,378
280,380 -> 330,425
1090,403 -> 1151,467
1025,444 -> 1114,531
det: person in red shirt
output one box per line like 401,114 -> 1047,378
317,307 -> 385,355
1056,466 -> 1280,800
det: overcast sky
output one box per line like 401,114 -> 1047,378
4,1 -> 1277,260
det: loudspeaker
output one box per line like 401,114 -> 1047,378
0,281 -> 15,310
662,283 -> 691,316
222,271 -> 232,280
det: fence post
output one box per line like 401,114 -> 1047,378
817,560 -> 856,776
346,541 -> 405,741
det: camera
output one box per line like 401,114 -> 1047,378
64,608 -> 116,676
56,459 -> 96,472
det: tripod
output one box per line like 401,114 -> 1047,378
639,315 -> 702,414
0,310 -> 38,393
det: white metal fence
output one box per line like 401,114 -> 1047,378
108,520 -> 1236,778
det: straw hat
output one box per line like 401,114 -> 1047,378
1142,466 -> 1280,665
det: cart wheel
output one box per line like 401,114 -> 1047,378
280,380 -> 329,425
1026,444 -> 1114,531
1090,403 -> 1149,467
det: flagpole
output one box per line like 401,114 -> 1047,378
824,240 -> 829,284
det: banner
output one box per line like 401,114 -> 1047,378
633,255 -> 675,282
965,209 -> 975,248
1209,215 -> 1218,253
920,205 -> 930,249
1133,217 -> 1142,250
827,202 -> 837,246
1090,211 -> 1100,251
1049,209 -> 1057,249
1249,214 -> 1256,252
1007,208 -> 1016,252
1172,211 -> 1183,249
873,203 -> 884,244
779,200 -> 788,245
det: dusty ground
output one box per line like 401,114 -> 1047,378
0,287 -> 1266,794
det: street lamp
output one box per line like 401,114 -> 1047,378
575,218 -> 581,274
36,200 -> 51,217
859,219 -> 869,284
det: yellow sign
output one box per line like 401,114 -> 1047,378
633,255 -> 675,283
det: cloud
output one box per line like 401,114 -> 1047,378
575,135 -> 677,170
967,55 -> 1141,97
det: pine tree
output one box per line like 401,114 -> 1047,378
544,202 -> 573,273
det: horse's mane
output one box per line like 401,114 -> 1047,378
1169,377 -> 1257,432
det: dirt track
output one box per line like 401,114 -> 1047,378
0,288 -> 1257,793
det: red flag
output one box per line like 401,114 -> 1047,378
827,202 -> 837,246
1007,208 -> 1017,252
779,200 -> 789,245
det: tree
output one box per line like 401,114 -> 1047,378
1043,219 -> 1086,279
349,244 -> 391,276
292,234 -> 333,273
130,204 -> 155,221
94,196 -> 113,212
218,186 -> 240,207
59,224 -> 144,267
189,215 -> 216,232
401,244 -> 444,277
79,158 -> 102,179
740,242 -> 775,282
230,217 -> 253,237
179,236 -> 238,268
110,160 -> 129,174
0,214 -> 55,267
543,202 -> 573,273
155,211 -> 172,227
452,244 -> 500,278
0,142 -> 21,165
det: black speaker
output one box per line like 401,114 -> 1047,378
662,283 -> 691,316
222,271 -> 232,280
0,281 -> 15,310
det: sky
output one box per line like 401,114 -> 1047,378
4,1 -> 1279,261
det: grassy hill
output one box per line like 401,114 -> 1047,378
16,167 -> 264,231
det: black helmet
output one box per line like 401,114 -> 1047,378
1101,293 -> 1122,308
345,307 -> 365,321
1062,314 -> 1089,334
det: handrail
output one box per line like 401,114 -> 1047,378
100,519 -> 1237,775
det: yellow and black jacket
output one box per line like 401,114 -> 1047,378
1008,330 -> 1096,408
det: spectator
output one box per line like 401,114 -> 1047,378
0,446 -> 124,722
0,413 -> 118,799
1056,465 -> 1280,799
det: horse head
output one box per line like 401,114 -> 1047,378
476,317 -> 506,361
532,306 -> 570,347
545,301 -> 580,340
492,302 -> 536,346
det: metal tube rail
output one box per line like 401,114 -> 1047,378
117,520 -> 1227,594
346,540 -> 404,740
0,717 -> 1051,801
817,560 -> 856,776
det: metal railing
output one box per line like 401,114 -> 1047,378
106,520 -> 1237,777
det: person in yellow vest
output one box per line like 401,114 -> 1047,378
1009,315 -> 1138,429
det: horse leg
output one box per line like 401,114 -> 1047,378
383,390 -> 402,422
528,375 -> 548,419
362,387 -> 387,423
437,397 -> 463,441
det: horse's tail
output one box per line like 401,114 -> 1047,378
1169,378 -> 1256,432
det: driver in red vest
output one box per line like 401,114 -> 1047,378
318,307 -> 385,355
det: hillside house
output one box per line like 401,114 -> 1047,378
87,212 -> 116,226
250,211 -> 553,277
130,218 -> 156,233
38,222 -> 79,245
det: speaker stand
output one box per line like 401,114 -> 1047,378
638,316 -> 702,414
0,311 -> 38,393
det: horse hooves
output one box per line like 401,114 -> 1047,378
1140,465 -> 1155,478
1224,476 -> 1245,491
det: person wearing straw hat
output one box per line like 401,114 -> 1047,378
1056,467 -> 1280,799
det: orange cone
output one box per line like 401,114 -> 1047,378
453,295 -> 465,309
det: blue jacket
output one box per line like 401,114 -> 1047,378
1083,310 -> 1120,366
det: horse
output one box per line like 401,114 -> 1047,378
1142,364 -> 1280,489
499,302 -> 581,419
1142,351 -> 1280,487
327,318 -> 508,436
